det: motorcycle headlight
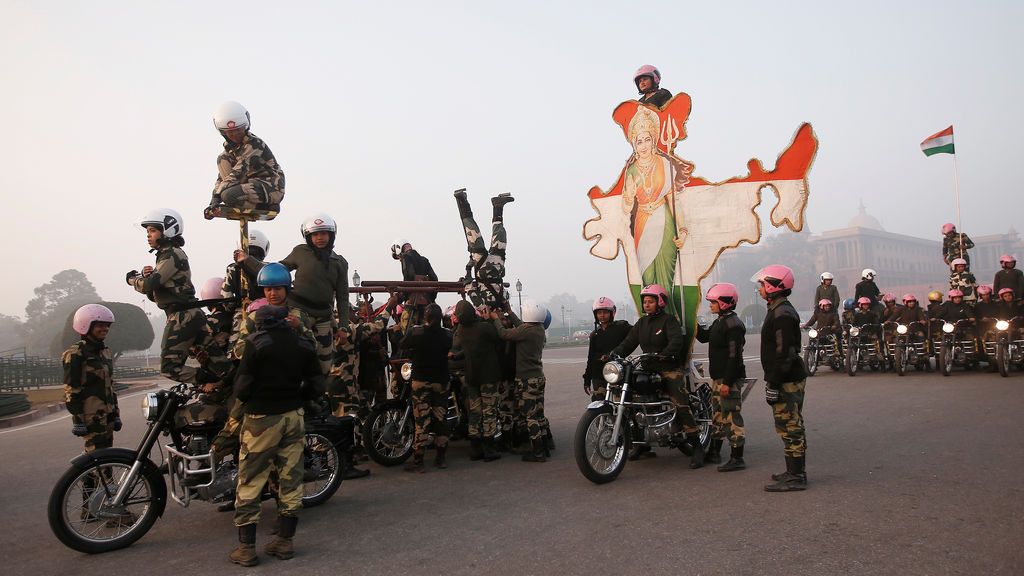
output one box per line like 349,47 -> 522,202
602,361 -> 623,384
141,392 -> 160,421
849,327 -> 860,337
996,320 -> 1010,331
400,362 -> 413,381
896,324 -> 908,335
808,329 -> 818,339
942,323 -> 955,334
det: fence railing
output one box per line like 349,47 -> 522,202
0,356 -> 159,392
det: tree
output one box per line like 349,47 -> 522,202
52,302 -> 155,363
0,314 -> 25,354
25,269 -> 100,320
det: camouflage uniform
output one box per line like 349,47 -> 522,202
234,410 -> 305,526
465,382 -> 499,439
711,379 -> 744,448
130,242 -> 206,384
456,191 -> 511,308
412,379 -> 450,451
761,297 -> 808,458
211,133 -> 286,211
949,270 -> 978,302
515,377 -> 550,442
62,339 -> 118,452
327,311 -> 390,418
942,231 -> 974,269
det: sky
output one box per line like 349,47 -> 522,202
2,0 -> 1022,320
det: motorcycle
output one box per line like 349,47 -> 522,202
844,324 -> 884,376
803,328 -> 843,375
573,354 -> 734,485
891,321 -> 930,376
48,384 -> 351,554
980,317 -> 1024,377
936,318 -> 980,376
363,359 -> 465,466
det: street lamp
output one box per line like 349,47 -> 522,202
515,279 -> 523,316
352,270 -> 360,287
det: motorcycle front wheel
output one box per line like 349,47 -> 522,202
939,342 -> 953,376
302,433 -> 343,507
997,338 -> 1010,377
47,453 -> 162,554
846,346 -> 859,376
804,347 -> 818,376
895,345 -> 906,376
574,408 -> 630,484
364,402 -> 414,466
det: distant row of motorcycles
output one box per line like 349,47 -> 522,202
803,317 -> 1024,377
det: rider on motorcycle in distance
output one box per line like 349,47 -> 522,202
853,297 -> 884,363
803,299 -> 841,335
611,284 -> 705,468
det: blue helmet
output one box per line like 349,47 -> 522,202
257,263 -> 292,288
842,297 -> 855,311
543,309 -> 552,329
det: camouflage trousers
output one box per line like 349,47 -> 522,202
771,379 -> 806,457
234,409 -> 305,527
212,397 -> 245,461
661,368 -> 699,435
220,180 -> 284,210
515,377 -> 550,442
497,379 -> 515,434
160,309 -> 207,384
82,427 -> 114,453
711,379 -> 745,448
312,319 -> 334,376
462,218 -> 507,308
464,381 -> 499,439
412,380 -> 450,450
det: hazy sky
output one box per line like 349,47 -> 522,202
3,1 -> 1021,319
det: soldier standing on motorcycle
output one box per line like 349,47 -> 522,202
612,284 -> 705,468
401,303 -> 453,473
230,304 -> 325,566
695,284 -> 747,472
62,304 -> 120,454
584,297 -> 632,402
814,272 -> 841,311
993,255 -> 1024,301
948,259 -> 978,303
753,265 -> 808,492
854,269 -> 881,311
997,288 -> 1022,317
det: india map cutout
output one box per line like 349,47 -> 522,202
583,93 -> 817,349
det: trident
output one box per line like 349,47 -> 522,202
660,114 -> 679,152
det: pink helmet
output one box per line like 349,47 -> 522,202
942,223 -> 955,234
902,294 -> 918,304
976,284 -> 993,295
395,304 -> 405,317
857,297 -> 872,306
633,64 -> 661,89
639,284 -> 669,309
882,293 -> 896,303
999,288 -> 1015,298
751,265 -> 795,295
705,283 -> 739,311
818,299 -> 832,308
947,289 -> 964,299
247,297 -> 269,313
950,258 -> 967,270
1000,254 -> 1017,265
201,277 -> 225,301
73,304 -> 115,336
592,296 -> 617,317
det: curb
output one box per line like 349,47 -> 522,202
0,381 -> 162,429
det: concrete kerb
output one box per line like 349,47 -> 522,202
0,378 -> 165,429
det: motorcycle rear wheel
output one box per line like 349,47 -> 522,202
302,433 -> 343,507
364,403 -> 414,466
48,453 -> 162,554
574,408 -> 630,484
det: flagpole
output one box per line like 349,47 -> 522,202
951,129 -> 962,252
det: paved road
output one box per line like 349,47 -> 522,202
2,342 -> 1022,575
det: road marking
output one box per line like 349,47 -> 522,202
546,355 -> 761,365
0,388 -> 161,435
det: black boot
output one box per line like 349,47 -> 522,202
771,455 -> 795,481
264,515 -> 297,560
765,456 -> 807,491
494,432 -> 511,452
469,438 -> 484,461
434,445 -> 448,469
522,439 -> 547,462
230,523 -> 259,566
454,188 -> 473,220
404,450 -> 425,473
491,193 -> 514,221
343,451 -> 370,479
482,438 -> 502,462
717,445 -> 746,472
705,439 -> 723,464
688,435 -> 705,469
543,429 -> 555,453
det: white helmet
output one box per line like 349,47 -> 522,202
861,268 -> 876,280
73,304 -> 115,336
391,238 -> 411,258
300,213 -> 337,238
243,229 -> 270,256
200,277 -> 227,301
140,208 -> 184,238
950,258 -> 967,270
820,272 -> 834,282
521,300 -> 548,324
213,100 -> 250,131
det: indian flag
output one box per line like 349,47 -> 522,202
921,126 -> 955,156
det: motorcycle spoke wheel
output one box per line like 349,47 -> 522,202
302,433 -> 341,506
574,410 -> 629,484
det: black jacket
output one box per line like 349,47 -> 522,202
453,301 -> 502,386
854,280 -> 881,304
695,311 -> 746,384
993,269 -> 1024,299
235,326 -> 324,415
803,309 -> 841,331
402,323 -> 452,383
896,306 -> 926,324
400,250 -> 438,302
639,88 -> 672,108
584,320 -> 632,380
852,309 -> 880,327
973,300 -> 1000,321
937,301 -> 973,323
760,298 -> 806,386
612,310 -> 683,372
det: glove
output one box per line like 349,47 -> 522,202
72,422 -> 88,437
765,385 -> 781,406
583,378 -> 592,396
303,399 -> 323,417
125,270 -> 140,285
112,417 -> 123,432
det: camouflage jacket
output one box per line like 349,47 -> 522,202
221,260 -> 263,305
949,271 -> 978,300
231,301 -> 315,361
329,311 -> 390,383
130,243 -> 198,310
62,339 -> 118,425
212,132 -> 285,198
942,232 -> 974,263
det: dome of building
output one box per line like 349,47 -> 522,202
848,202 -> 884,231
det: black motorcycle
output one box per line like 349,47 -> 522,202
845,324 -> 884,376
936,318 -> 980,376
573,354 -> 726,484
48,384 -> 351,554
980,317 -> 1024,377
892,321 -> 929,376
803,328 -> 842,375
